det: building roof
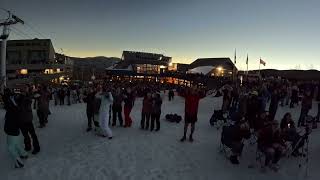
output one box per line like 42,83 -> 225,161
189,58 -> 236,70
188,66 -> 214,75
121,51 -> 171,66
7,38 -> 52,42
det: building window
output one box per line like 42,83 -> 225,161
15,43 -> 24,46
136,64 -> 160,74
7,51 -> 21,64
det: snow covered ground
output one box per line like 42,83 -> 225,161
1,94 -> 319,180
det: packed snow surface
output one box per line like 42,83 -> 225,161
1,94 -> 319,180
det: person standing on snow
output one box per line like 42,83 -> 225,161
298,90 -> 313,127
66,87 -> 71,106
141,91 -> 153,130
112,87 -> 124,127
95,86 -> 113,139
168,89 -> 175,101
123,87 -> 135,128
150,93 -> 162,131
83,87 -> 98,132
17,86 -> 40,155
290,84 -> 299,108
269,88 -> 280,121
35,86 -> 51,128
3,88 -> 29,168
179,87 -> 206,142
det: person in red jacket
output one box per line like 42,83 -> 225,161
141,91 -> 153,130
179,87 -> 206,142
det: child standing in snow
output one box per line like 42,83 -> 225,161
95,86 -> 114,139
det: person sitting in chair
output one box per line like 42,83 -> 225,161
253,111 -> 270,131
221,121 -> 251,164
257,121 -> 285,171
280,113 -> 305,157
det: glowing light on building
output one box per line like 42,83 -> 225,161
20,69 -> 28,75
45,69 -> 54,74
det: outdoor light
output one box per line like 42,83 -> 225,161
20,69 -> 28,75
217,67 -> 223,72
160,65 -> 166,69
59,76 -> 64,81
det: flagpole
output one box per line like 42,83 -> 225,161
233,49 -> 236,82
259,58 -> 261,76
246,54 -> 248,76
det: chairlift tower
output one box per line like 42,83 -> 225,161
0,9 -> 24,92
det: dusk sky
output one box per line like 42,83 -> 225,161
1,0 -> 320,70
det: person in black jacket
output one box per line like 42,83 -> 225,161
83,87 -> 98,132
150,93 -> 162,131
59,88 -> 65,105
123,87 -> 134,128
246,91 -> 262,129
269,88 -> 280,121
3,88 -> 28,168
168,89 -> 174,101
17,86 -> 40,155
258,121 -> 285,171
112,88 -> 124,127
221,121 -> 251,164
67,88 -> 71,106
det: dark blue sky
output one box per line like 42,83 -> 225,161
1,0 -> 320,70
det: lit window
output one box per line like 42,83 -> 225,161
20,69 -> 28,75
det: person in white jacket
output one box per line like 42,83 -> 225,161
96,87 -> 114,139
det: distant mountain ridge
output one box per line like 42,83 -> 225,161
69,56 -> 120,62
69,56 -> 121,68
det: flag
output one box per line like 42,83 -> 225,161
260,59 -> 266,66
234,49 -> 237,64
246,54 -> 248,65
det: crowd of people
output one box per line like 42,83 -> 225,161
217,79 -> 320,172
1,78 -> 320,171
